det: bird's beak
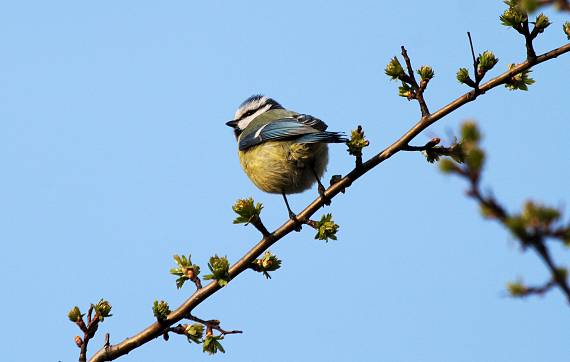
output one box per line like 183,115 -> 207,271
225,119 -> 239,128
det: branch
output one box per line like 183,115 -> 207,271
401,46 -> 430,117
86,41 -> 570,362
186,314 -> 243,336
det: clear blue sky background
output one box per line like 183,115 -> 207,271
1,1 -> 569,361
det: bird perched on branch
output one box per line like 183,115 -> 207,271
226,95 -> 346,224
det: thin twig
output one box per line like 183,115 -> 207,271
401,46 -> 430,117
187,314 -> 243,335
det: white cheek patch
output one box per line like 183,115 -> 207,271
237,104 -> 272,131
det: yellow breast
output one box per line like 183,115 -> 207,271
238,141 -> 329,194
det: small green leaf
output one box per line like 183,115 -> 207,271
456,68 -> 471,84
252,251 -> 282,279
93,299 -> 112,321
500,1 -> 528,28
152,300 -> 170,321
203,335 -> 225,355
507,280 -> 528,297
478,51 -> 499,72
314,213 -> 339,242
521,201 -> 561,230
533,13 -> 550,34
460,122 -> 481,144
232,197 -> 263,225
505,64 -> 535,91
203,255 -> 230,287
384,56 -> 405,80
346,125 -> 369,158
563,21 -> 570,40
68,306 -> 83,322
170,254 -> 200,289
417,65 -> 434,81
184,323 -> 204,344
398,82 -> 413,98
438,159 -> 458,174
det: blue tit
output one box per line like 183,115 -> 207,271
225,95 -> 346,222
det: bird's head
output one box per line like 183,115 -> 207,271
225,95 -> 283,138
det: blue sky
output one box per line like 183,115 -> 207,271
1,1 -> 569,361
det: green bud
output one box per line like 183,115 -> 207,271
460,122 -> 481,144
170,254 -> 201,289
417,65 -> 434,81
152,300 -> 170,321
346,125 -> 369,157
500,1 -> 528,28
203,335 -> 225,355
465,147 -> 485,173
232,197 -> 263,225
203,255 -> 231,287
438,159 -> 458,174
253,251 -> 282,279
507,281 -> 528,297
533,13 -> 550,33
521,201 -> 561,229
184,323 -> 204,344
563,22 -> 570,40
505,64 -> 535,91
94,299 -> 112,321
448,142 -> 466,163
478,51 -> 499,72
456,68 -> 471,84
398,82 -> 413,98
314,213 -> 339,242
68,306 -> 83,322
385,57 -> 405,80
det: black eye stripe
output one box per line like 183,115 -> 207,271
237,106 -> 262,121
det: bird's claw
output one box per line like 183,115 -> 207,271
318,184 -> 331,206
288,211 -> 302,232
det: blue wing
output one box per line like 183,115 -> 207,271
238,117 -> 346,151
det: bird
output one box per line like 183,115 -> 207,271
225,95 -> 346,225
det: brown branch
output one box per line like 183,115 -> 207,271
186,314 -> 243,336
467,32 -> 482,87
401,46 -> 430,117
401,137 -> 441,152
87,42 -> 570,362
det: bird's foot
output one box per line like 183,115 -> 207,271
318,184 -> 331,206
288,211 -> 302,232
